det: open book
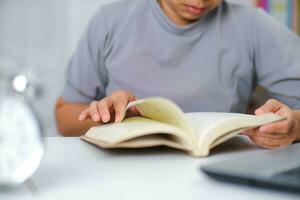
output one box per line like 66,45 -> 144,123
80,97 -> 284,157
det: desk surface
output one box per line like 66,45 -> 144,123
1,137 -> 300,200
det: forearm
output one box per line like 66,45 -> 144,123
294,110 -> 300,142
55,99 -> 98,136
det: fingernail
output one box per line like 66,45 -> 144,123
102,114 -> 109,122
78,115 -> 83,121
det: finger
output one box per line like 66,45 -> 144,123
114,90 -> 137,102
249,135 -> 277,148
242,127 -> 288,138
244,129 -> 287,139
129,106 -> 140,115
240,128 -> 258,136
125,106 -> 141,118
249,135 -> 291,149
259,119 -> 292,134
255,99 -> 281,114
78,108 -> 90,121
123,90 -> 137,102
113,97 -> 128,122
255,108 -> 265,115
257,137 -> 293,149
90,101 -> 100,122
97,98 -> 112,123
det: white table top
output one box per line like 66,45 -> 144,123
1,136 -> 300,200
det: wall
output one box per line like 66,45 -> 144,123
0,0 -> 118,136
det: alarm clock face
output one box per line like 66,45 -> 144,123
0,97 -> 43,187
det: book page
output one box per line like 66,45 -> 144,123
82,134 -> 190,152
186,112 -> 249,137
84,117 -> 191,148
205,113 -> 284,148
127,97 -> 197,146
188,112 -> 284,156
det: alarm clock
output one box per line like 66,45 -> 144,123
0,74 -> 44,187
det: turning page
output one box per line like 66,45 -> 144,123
186,112 -> 284,156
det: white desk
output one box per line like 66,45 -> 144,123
1,137 -> 300,200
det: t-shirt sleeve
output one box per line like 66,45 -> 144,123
253,9 -> 300,109
61,7 -> 108,103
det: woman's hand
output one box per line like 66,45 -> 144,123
242,99 -> 300,149
78,90 -> 139,123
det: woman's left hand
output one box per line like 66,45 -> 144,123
242,99 -> 300,149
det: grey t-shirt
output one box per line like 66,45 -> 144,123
62,0 -> 300,113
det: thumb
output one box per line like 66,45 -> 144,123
240,128 -> 258,136
255,99 -> 282,115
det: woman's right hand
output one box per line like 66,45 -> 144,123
78,90 -> 139,123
